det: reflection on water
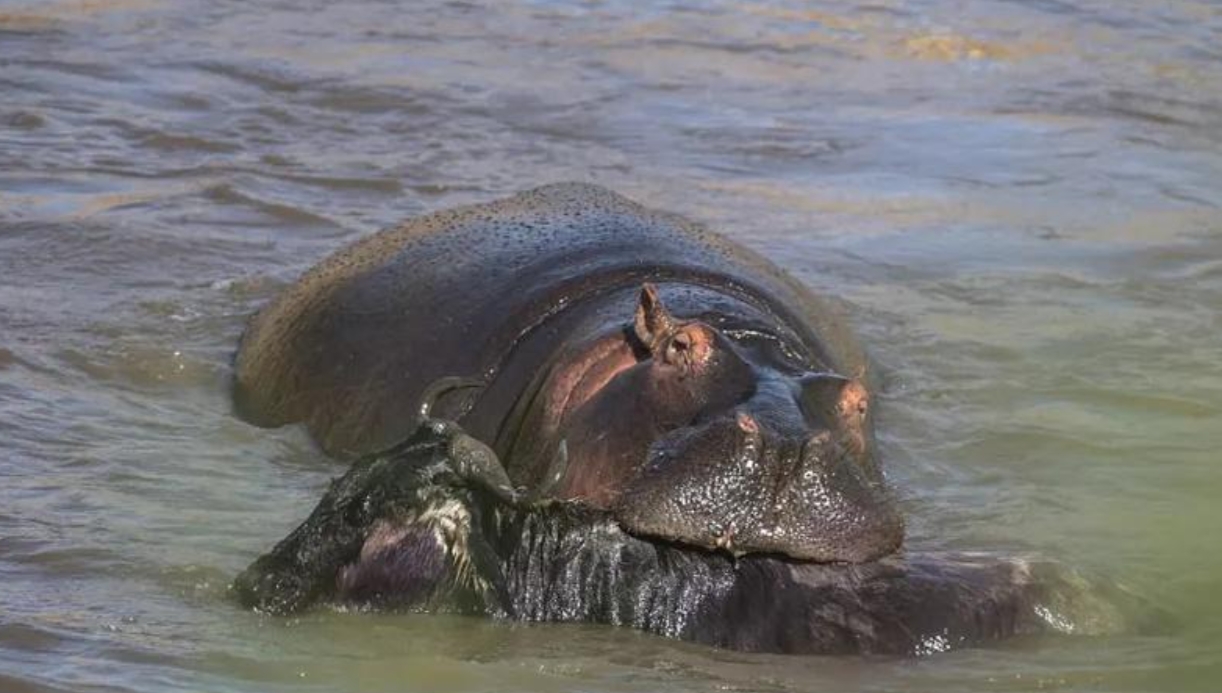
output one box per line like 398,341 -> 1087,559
1,0 -> 1219,690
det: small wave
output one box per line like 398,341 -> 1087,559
57,344 -> 221,391
140,132 -> 240,155
203,183 -> 345,228
189,59 -> 312,94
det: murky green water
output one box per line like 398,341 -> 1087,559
1,0 -> 1219,690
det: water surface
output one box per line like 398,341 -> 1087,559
1,0 -> 1219,691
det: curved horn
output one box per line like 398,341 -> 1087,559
418,375 -> 488,421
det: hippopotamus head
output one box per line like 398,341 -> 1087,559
523,284 -> 903,563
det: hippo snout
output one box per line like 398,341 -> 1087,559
613,412 -> 904,563
766,429 -> 905,562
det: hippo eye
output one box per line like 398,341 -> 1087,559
664,332 -> 691,365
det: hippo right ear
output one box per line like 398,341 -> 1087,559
633,283 -> 676,351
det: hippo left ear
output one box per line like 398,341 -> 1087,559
633,283 -> 676,350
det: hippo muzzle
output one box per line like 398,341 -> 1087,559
613,407 -> 904,563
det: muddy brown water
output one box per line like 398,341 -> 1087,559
1,0 -> 1220,691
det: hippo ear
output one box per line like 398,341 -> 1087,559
633,283 -> 676,350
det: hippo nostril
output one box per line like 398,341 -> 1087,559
735,412 -> 762,467
735,412 -> 759,434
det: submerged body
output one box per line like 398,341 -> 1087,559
234,183 -> 901,562
234,420 -> 1153,655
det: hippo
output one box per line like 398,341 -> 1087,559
231,183 -> 1157,653
233,182 -> 901,563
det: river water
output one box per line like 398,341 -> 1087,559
1,0 -> 1219,690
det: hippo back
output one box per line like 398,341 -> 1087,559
233,183 -> 865,457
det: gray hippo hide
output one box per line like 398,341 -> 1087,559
231,184 -> 1155,655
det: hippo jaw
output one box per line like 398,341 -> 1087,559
613,411 -> 904,563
